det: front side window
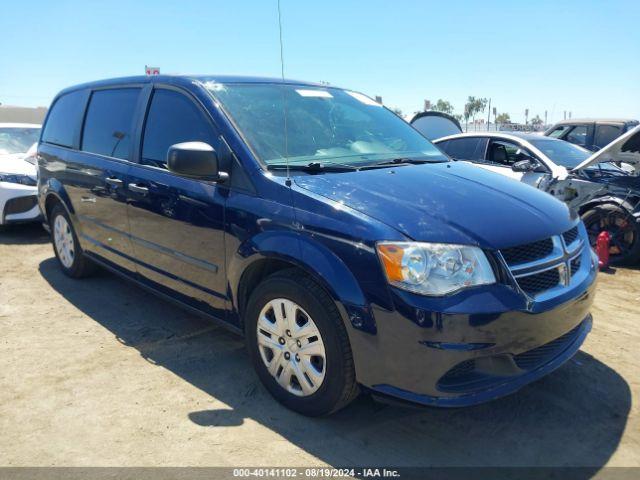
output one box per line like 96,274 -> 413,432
81,89 -> 140,160
0,127 -> 41,155
547,125 -> 570,138
565,125 -> 589,146
142,89 -> 217,166
594,125 -> 622,148
42,90 -> 86,148
207,83 -> 446,167
487,140 -> 537,167
442,137 -> 486,161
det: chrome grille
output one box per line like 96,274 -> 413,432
501,238 -> 554,266
500,226 -> 585,298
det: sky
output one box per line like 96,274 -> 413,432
2,0 -> 639,124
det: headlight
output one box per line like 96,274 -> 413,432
0,173 -> 37,186
376,242 -> 496,295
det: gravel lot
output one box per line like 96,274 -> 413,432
1,223 -> 639,470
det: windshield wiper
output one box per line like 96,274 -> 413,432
359,157 -> 448,170
267,161 -> 359,173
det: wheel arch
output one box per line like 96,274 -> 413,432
41,178 -> 76,223
229,232 -> 371,334
578,195 -> 639,217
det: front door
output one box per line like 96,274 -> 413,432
125,87 -> 227,318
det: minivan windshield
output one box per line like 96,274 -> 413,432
0,127 -> 40,155
206,83 -> 447,168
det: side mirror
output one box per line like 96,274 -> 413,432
512,159 -> 534,172
167,142 -> 228,182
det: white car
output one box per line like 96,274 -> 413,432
0,123 -> 42,227
411,112 -> 640,264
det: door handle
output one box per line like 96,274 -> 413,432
105,177 -> 123,187
128,183 -> 149,195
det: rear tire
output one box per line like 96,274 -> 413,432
582,204 -> 640,265
49,204 -> 97,278
245,269 -> 359,416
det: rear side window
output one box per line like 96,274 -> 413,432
81,89 -> 140,160
141,89 -> 216,165
442,137 -> 486,160
42,90 -> 87,148
594,125 -> 622,148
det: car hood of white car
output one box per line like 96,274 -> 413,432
0,152 -> 37,176
572,125 -> 640,174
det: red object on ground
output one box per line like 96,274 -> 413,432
596,230 -> 611,270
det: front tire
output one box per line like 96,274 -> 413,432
582,204 -> 640,265
50,204 -> 96,278
245,270 -> 359,416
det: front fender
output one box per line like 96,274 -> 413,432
228,230 -> 373,332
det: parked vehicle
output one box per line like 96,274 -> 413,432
544,118 -> 638,152
38,76 -> 597,415
0,123 -> 41,227
413,113 -> 640,265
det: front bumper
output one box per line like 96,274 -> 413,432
1,182 -> 41,225
373,314 -> 592,407
355,247 -> 598,407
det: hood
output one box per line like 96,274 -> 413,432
294,162 -> 575,250
573,125 -> 640,173
0,152 -> 37,176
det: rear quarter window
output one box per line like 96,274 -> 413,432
41,90 -> 87,148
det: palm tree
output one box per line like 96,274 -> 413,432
495,113 -> 511,126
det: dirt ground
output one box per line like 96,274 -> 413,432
1,223 -> 639,470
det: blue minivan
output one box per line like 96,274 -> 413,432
37,75 -> 597,416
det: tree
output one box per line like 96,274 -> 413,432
390,107 -> 403,116
463,96 -> 488,129
432,99 -> 454,115
474,98 -> 488,124
531,115 -> 543,127
463,96 -> 475,129
496,113 -> 511,124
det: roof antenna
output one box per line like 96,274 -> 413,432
277,0 -> 290,184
